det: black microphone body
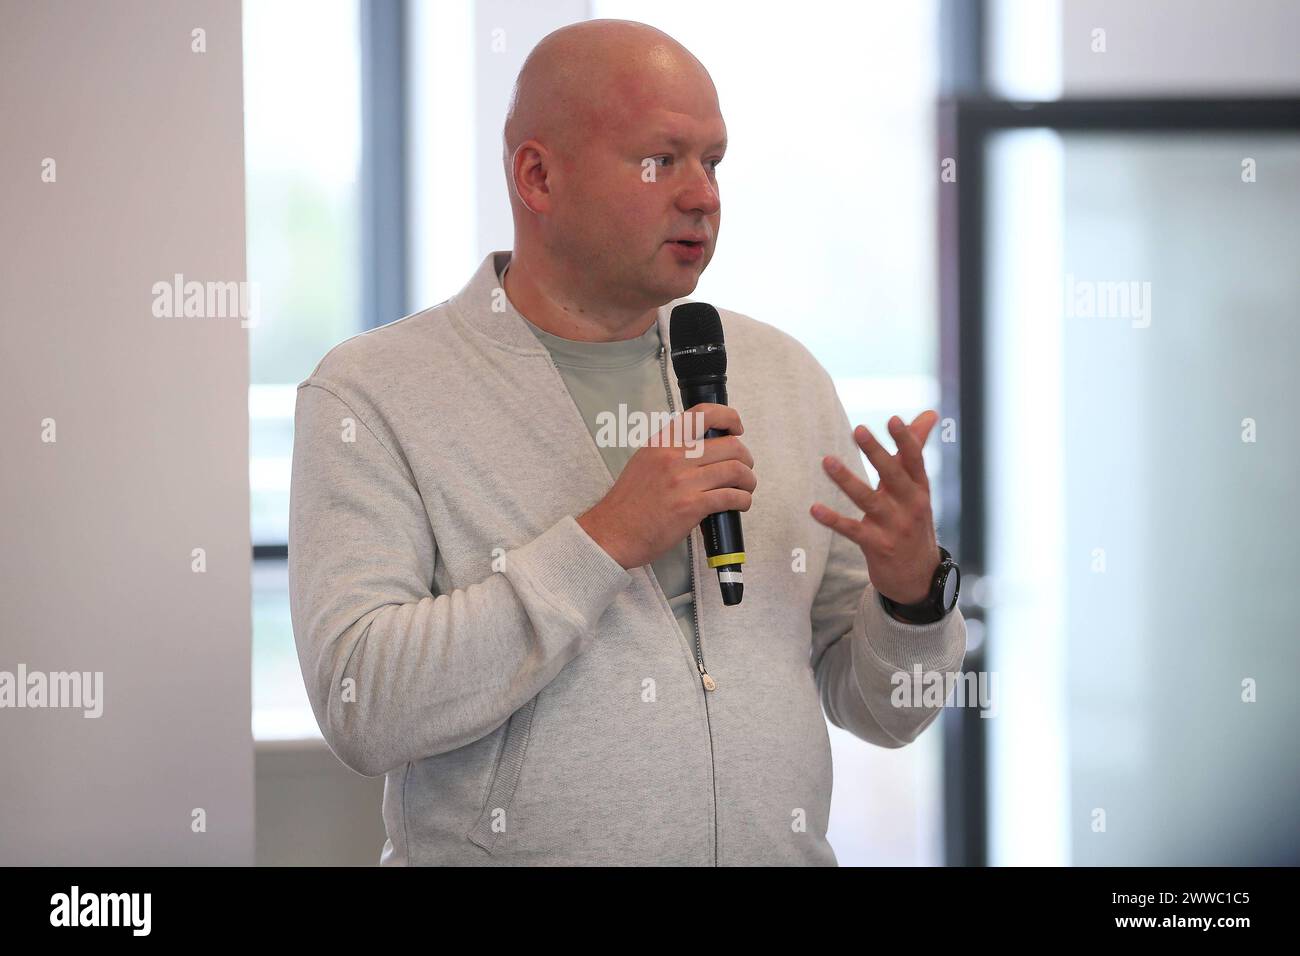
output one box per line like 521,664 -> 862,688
679,378 -> 746,606
670,302 -> 745,607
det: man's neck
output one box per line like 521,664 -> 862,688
502,254 -> 658,343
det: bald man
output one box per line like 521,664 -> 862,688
289,19 -> 966,867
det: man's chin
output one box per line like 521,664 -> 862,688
649,278 -> 698,308
660,262 -> 706,295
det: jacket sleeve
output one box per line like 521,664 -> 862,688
808,381 -> 967,749
287,381 -> 633,777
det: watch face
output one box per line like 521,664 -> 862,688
942,565 -> 960,610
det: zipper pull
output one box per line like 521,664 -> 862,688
698,661 -> 717,692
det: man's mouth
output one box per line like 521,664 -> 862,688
667,238 -> 706,262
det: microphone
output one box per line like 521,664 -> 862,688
669,302 -> 745,607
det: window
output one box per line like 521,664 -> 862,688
244,0 -> 362,739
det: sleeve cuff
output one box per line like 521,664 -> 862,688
854,582 -> 967,675
505,514 -> 634,633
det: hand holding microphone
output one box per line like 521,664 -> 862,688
577,302 -> 749,606
576,402 -> 755,572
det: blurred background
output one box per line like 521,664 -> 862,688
3,0 -> 1297,865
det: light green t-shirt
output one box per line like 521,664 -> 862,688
500,262 -> 697,649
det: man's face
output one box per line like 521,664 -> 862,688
552,92 -> 726,310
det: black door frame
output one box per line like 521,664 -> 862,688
936,95 -> 1300,866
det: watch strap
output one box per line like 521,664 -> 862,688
878,546 -> 954,625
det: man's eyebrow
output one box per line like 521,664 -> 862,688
655,133 -> 728,151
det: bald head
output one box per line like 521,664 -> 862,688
499,19 -> 726,330
502,19 -> 716,190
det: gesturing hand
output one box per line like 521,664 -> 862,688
810,410 -> 942,606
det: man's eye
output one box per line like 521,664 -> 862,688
647,155 -> 728,174
648,156 -> 722,170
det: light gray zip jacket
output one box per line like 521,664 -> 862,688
288,250 -> 967,865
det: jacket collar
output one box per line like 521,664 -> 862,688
449,249 -> 686,356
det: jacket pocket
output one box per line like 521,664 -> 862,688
466,695 -> 538,854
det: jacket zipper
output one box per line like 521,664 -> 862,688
660,341 -> 720,867
548,344 -> 719,865
658,343 -> 713,690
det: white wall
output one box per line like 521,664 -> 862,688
0,0 -> 253,864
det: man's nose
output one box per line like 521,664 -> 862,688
677,161 -> 721,217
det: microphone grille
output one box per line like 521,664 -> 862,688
669,302 -> 727,379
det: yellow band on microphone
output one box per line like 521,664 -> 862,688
706,552 -> 746,568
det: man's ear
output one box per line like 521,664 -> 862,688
513,140 -> 552,215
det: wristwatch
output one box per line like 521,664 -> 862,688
878,546 -> 960,625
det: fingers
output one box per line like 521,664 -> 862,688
820,452 -> 880,517
682,402 -> 743,437
822,411 -> 935,519
703,486 -> 753,514
688,433 -> 753,469
809,501 -> 886,552
695,458 -> 757,494
889,414 -> 930,491
853,423 -> 911,495
909,409 -> 939,447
